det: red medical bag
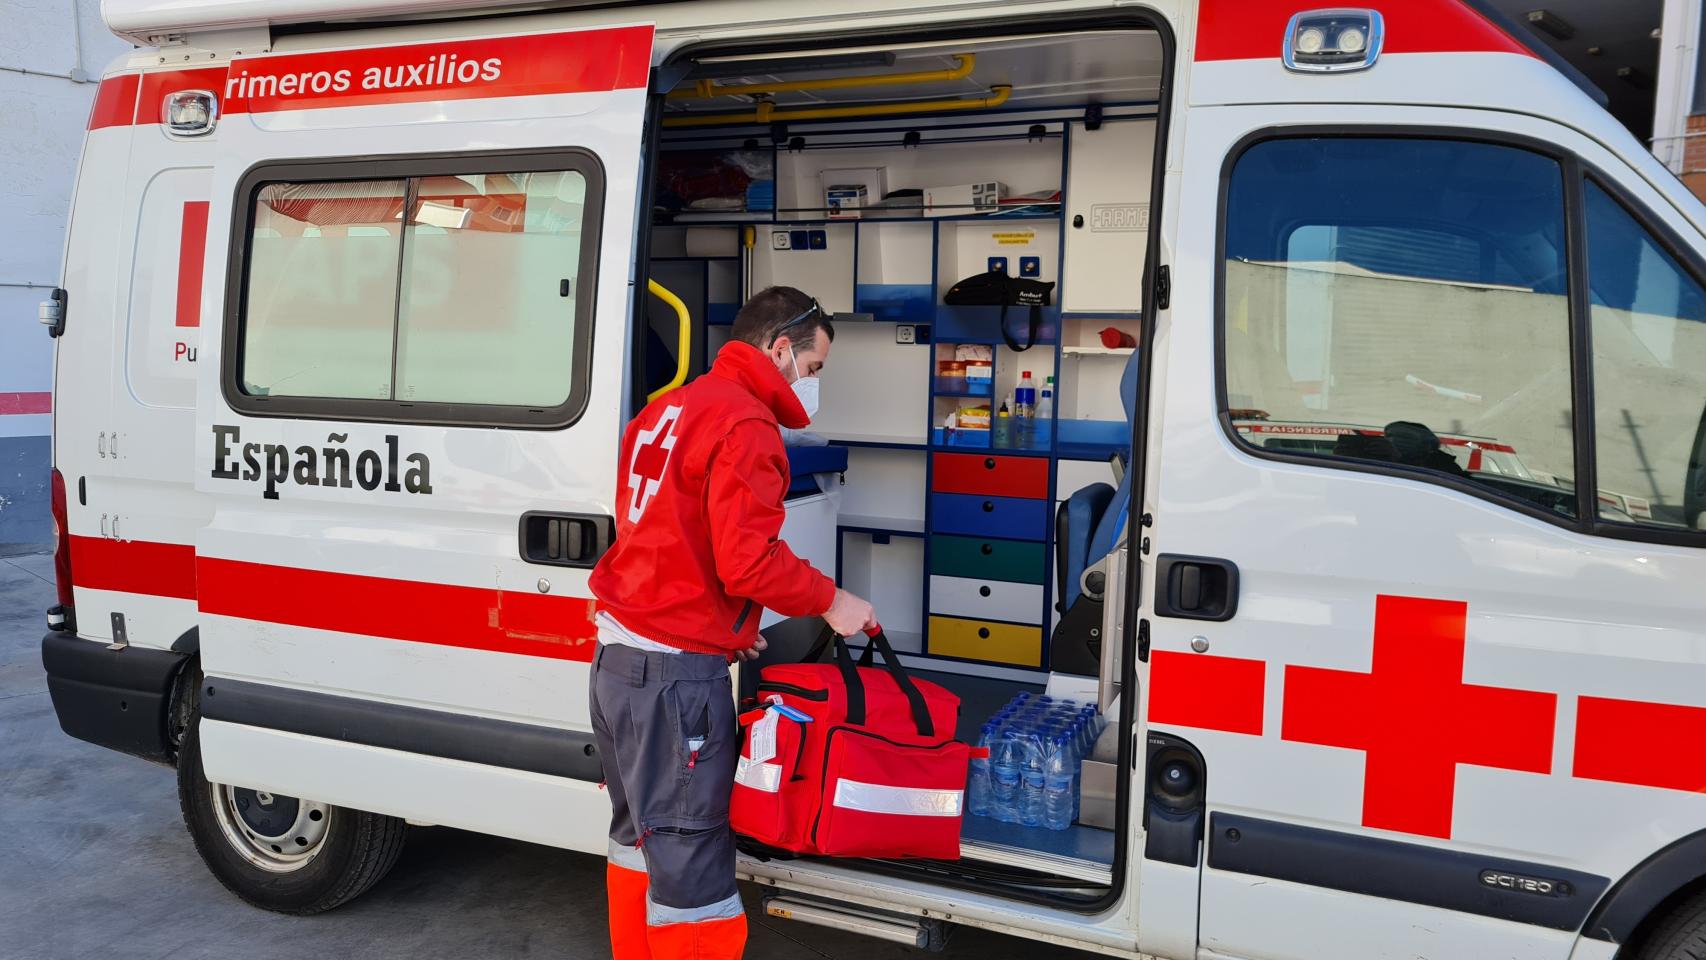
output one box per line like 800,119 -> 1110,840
731,627 -> 969,859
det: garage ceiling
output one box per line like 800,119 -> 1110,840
1489,0 -> 1663,141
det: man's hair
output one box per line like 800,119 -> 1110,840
731,285 -> 835,352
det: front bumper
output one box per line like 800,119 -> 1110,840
40,631 -> 188,763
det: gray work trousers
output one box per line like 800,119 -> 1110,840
589,641 -> 744,924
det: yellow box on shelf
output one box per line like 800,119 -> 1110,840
927,615 -> 1042,668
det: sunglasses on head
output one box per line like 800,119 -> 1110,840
770,299 -> 825,345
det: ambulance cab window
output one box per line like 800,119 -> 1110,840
1222,137 -> 1579,519
235,156 -> 600,425
1583,180 -> 1706,531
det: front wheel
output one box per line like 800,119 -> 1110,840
1637,888 -> 1706,960
178,714 -> 407,914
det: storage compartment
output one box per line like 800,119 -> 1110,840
650,24 -> 1164,896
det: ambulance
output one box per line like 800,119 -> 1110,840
36,0 -> 1706,956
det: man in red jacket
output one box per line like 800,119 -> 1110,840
588,285 -> 875,959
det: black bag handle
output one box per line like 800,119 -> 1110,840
812,623 -> 935,739
999,302 -> 1040,352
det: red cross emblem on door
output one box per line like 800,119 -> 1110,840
626,404 -> 682,523
1281,595 -> 1557,839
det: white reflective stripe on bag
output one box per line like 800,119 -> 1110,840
831,778 -> 963,817
735,755 -> 782,793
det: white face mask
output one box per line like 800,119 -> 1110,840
789,348 -> 820,422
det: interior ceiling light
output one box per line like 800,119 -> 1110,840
1525,9 -> 1576,41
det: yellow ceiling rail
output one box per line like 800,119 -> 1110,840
663,84 -> 1013,129
646,278 -> 692,403
667,54 -> 976,101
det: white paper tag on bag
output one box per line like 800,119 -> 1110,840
748,695 -> 782,765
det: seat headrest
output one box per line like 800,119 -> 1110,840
1119,347 -> 1141,421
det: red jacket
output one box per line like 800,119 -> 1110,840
589,341 -> 837,655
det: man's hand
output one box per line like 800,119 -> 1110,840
733,635 -> 768,663
823,588 -> 877,638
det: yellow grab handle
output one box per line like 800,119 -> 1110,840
663,85 -> 1012,129
646,278 -> 692,403
667,54 -> 976,101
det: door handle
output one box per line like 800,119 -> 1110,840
1153,554 -> 1239,622
519,512 -> 614,568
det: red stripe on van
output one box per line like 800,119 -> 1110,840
88,75 -> 140,130
0,392 -> 51,415
1574,696 -> 1706,793
1195,0 -> 1531,62
222,24 -> 653,116
70,536 -> 199,600
1148,650 -> 1265,735
197,556 -> 598,662
176,201 -> 210,327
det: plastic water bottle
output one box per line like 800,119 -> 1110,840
1037,377 -> 1054,420
968,723 -> 996,818
1043,734 -> 1077,831
1015,371 -> 1036,418
990,727 -> 1023,823
1019,731 -> 1046,827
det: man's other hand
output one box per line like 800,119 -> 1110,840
824,588 -> 877,637
734,635 -> 768,663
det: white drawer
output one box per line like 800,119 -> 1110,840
928,575 -> 1044,626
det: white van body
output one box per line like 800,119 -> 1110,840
39,1 -> 1706,957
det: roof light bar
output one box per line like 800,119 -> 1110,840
1283,9 -> 1384,74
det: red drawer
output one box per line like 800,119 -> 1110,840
931,452 -> 1048,499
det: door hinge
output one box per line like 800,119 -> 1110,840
1154,265 -> 1171,311
39,288 -> 67,338
1137,618 -> 1151,663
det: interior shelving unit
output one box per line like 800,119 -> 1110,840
648,105 -> 1153,676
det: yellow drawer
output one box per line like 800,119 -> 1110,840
927,615 -> 1042,668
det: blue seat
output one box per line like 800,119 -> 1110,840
1055,348 -> 1140,610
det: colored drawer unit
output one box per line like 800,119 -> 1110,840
928,615 -> 1043,668
929,575 -> 1044,626
929,493 -> 1048,541
929,535 -> 1046,584
931,452 -> 1049,499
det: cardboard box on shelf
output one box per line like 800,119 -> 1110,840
825,183 -> 868,219
925,180 -> 1008,217
820,167 -> 886,218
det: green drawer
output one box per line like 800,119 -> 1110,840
929,535 -> 1046,585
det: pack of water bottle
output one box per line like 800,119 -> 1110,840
965,692 -> 1105,831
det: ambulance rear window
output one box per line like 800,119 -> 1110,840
230,152 -> 603,428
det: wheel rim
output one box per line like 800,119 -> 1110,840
210,783 -> 332,873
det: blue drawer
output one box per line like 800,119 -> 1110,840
930,492 -> 1048,541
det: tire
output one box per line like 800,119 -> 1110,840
1637,888 -> 1706,960
177,714 -> 408,915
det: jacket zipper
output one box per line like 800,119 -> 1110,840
731,599 -> 754,633
756,681 -> 829,702
807,725 -> 957,850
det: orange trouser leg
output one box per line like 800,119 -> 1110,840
645,912 -> 747,960
607,861 -> 654,960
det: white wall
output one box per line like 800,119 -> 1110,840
0,0 -> 129,549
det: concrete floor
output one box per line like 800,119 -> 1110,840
0,554 -> 1098,960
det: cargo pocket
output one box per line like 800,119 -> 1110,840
641,822 -> 740,911
730,709 -> 809,849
